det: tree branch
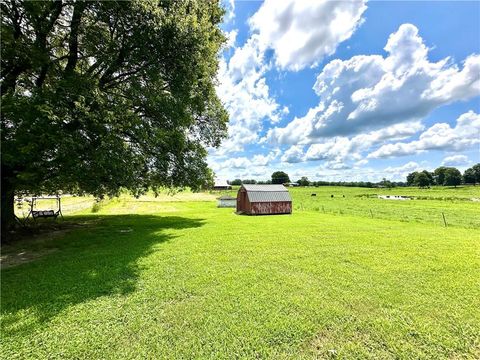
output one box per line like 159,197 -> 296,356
64,1 -> 87,75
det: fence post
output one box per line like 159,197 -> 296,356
370,209 -> 373,218
442,212 -> 447,227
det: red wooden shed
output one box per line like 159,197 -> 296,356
236,184 -> 292,215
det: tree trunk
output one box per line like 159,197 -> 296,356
1,179 -> 16,242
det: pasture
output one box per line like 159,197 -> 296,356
2,186 -> 479,359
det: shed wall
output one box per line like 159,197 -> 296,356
236,188 -> 251,213
218,199 -> 236,208
250,201 -> 292,215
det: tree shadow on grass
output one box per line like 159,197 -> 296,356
1,214 -> 205,337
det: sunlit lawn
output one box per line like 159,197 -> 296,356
2,188 -> 479,358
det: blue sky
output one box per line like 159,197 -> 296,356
209,0 -> 480,182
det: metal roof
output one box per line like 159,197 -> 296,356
218,195 -> 236,200
247,191 -> 291,203
241,184 -> 288,192
214,179 -> 230,187
241,184 -> 292,203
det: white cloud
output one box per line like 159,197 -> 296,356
442,155 -> 470,166
383,161 -> 423,181
368,111 -> 480,158
384,161 -> 422,174
222,0 -> 235,23
266,24 -> 480,145
209,149 -> 280,176
313,164 -> 417,182
252,149 -> 280,166
214,35 -> 283,155
249,0 -> 367,71
281,145 -> 304,163
224,29 -> 238,49
213,0 -> 368,155
298,121 -> 424,165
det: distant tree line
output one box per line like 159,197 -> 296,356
228,178 -> 404,188
229,179 -> 258,185
406,164 -> 479,188
228,164 -> 480,188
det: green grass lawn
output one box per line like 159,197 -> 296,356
2,187 -> 480,359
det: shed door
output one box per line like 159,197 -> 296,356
237,189 -> 247,211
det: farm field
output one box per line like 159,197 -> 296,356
2,186 -> 480,359
225,186 -> 480,228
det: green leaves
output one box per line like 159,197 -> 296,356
1,0 -> 228,198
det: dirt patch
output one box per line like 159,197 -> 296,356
1,219 -> 98,269
1,248 -> 59,269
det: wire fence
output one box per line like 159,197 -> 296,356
293,200 -> 479,229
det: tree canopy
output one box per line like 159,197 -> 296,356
464,164 -> 480,185
1,0 -> 228,234
434,167 -> 449,185
463,168 -> 476,185
271,171 -> 290,185
414,172 -> 431,188
297,176 -> 310,186
406,171 -> 418,186
443,168 -> 462,187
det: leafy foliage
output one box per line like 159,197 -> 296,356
434,167 -> 449,185
443,168 -> 462,187
297,176 -> 310,186
271,171 -> 290,184
464,163 -> 480,185
406,171 -> 418,186
1,0 -> 228,232
414,172 -> 431,188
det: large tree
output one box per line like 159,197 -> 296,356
406,171 -> 418,186
443,168 -> 462,187
1,0 -> 228,235
463,168 -> 476,185
271,171 -> 290,185
297,176 -> 310,186
464,163 -> 480,185
414,172 -> 431,188
434,167 -> 448,185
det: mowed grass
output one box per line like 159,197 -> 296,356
2,188 -> 480,359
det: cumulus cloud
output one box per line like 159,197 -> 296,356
278,121 -> 424,166
249,0 -> 367,71
266,24 -> 480,144
224,29 -> 238,49
384,161 -> 422,173
214,35 -> 283,155
314,164 -> 416,182
442,155 -> 470,166
209,149 -> 280,174
281,145 -> 304,163
383,161 -> 423,181
368,111 -> 480,158
214,0 -> 368,155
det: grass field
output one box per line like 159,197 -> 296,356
2,186 -> 480,359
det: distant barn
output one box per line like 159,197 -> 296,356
236,184 -> 292,215
213,179 -> 232,190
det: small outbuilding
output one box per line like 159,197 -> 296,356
213,179 -> 232,190
236,184 -> 292,215
217,195 -> 237,208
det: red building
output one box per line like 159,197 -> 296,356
236,184 -> 292,215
